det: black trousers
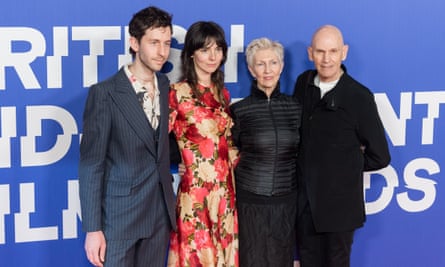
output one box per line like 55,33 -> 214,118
297,204 -> 354,267
237,189 -> 298,267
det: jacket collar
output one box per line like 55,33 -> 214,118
311,64 -> 348,83
250,80 -> 281,99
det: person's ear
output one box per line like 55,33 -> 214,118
342,44 -> 349,61
307,46 -> 314,62
248,65 -> 256,79
129,36 -> 139,54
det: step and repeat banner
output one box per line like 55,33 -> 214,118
1,0 -> 444,266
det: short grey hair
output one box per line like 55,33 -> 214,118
245,37 -> 284,67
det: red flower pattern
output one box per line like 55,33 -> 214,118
168,82 -> 238,267
199,138 -> 215,159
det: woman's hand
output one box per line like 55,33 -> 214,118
178,162 -> 186,176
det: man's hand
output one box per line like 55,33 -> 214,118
85,231 -> 106,267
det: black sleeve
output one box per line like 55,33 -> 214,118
169,132 -> 181,164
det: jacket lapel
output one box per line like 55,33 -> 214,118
156,72 -> 169,161
110,69 -> 157,158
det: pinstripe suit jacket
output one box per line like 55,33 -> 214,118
78,68 -> 176,240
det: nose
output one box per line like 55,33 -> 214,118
264,63 -> 272,73
159,43 -> 169,57
209,49 -> 216,60
322,52 -> 330,62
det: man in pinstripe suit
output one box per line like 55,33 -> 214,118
78,6 -> 176,267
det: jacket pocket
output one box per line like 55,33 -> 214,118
105,179 -> 132,196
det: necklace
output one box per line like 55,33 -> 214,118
129,65 -> 154,86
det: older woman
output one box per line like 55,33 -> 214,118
230,38 -> 302,267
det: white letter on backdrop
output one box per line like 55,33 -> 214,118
415,91 -> 445,145
0,27 -> 45,89
62,180 -> 81,239
21,105 -> 78,166
15,183 -> 58,242
364,165 -> 399,215
166,25 -> 187,83
0,185 -> 10,244
397,158 -> 438,212
47,27 -> 69,88
0,107 -> 16,168
374,92 -> 411,147
72,26 -> 121,87
225,25 -> 244,83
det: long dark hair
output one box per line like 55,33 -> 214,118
181,21 -> 228,106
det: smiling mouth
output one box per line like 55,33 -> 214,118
154,57 -> 165,63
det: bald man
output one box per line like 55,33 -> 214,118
292,25 -> 391,267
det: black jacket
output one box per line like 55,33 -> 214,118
293,66 -> 391,232
230,81 -> 302,196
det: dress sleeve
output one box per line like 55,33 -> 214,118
168,85 -> 178,133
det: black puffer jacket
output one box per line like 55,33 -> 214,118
230,81 -> 302,196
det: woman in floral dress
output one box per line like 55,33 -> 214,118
167,21 -> 239,267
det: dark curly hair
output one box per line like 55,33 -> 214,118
128,6 -> 173,56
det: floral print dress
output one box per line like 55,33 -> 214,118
168,81 -> 239,267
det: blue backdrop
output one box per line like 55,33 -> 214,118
1,0 -> 444,266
